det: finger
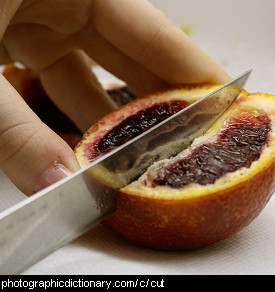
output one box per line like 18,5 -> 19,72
92,0 -> 230,83
38,50 -> 117,132
78,21 -> 170,95
0,0 -> 23,64
79,0 -> 230,91
0,0 -> 23,39
0,74 -> 80,196
2,22 -> 74,72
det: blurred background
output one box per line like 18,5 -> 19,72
149,0 -> 275,94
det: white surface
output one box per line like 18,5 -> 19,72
0,0 -> 274,275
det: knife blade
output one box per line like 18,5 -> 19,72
0,70 -> 251,274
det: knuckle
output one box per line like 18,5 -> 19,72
0,122 -> 41,167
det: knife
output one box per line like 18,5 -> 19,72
0,70 -> 251,274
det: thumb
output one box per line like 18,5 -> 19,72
0,74 -> 80,196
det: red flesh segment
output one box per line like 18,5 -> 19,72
152,114 -> 271,188
85,100 -> 190,161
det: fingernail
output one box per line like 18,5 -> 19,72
33,163 -> 72,194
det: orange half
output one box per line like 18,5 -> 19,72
75,85 -> 275,250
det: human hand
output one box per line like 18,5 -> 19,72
0,0 -> 230,195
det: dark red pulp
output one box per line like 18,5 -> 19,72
152,114 -> 271,188
89,100 -> 190,160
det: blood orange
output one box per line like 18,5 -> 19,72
75,85 -> 275,250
